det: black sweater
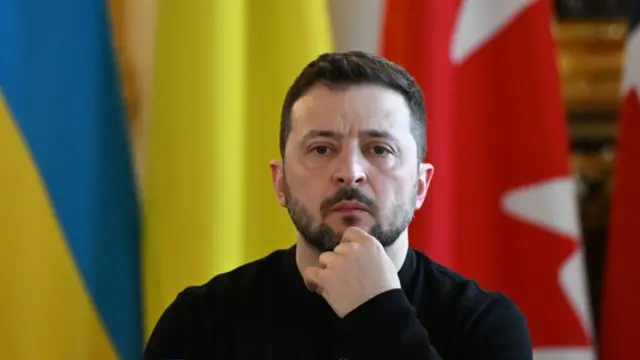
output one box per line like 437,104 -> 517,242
144,245 -> 533,359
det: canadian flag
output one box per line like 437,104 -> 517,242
382,0 -> 595,358
600,4 -> 640,360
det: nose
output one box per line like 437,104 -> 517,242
331,149 -> 367,187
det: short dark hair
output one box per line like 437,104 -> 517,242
279,51 -> 427,161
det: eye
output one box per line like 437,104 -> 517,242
371,145 -> 392,156
311,145 -> 330,155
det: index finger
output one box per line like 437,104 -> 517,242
340,226 -> 373,244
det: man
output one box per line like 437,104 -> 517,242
144,51 -> 533,359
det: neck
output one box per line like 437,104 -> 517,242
295,230 -> 409,278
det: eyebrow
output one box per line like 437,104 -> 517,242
302,130 -> 399,142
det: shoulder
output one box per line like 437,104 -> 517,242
414,249 -> 522,313
144,248 -> 290,358
177,247 -> 289,311
412,250 -> 531,351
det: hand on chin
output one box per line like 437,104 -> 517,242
302,226 -> 400,318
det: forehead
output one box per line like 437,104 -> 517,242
289,84 -> 413,137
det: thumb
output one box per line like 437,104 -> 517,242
302,266 -> 323,293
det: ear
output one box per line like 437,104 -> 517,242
270,160 -> 287,207
415,162 -> 434,209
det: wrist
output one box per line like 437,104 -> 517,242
342,289 -> 414,333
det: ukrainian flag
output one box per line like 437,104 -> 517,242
143,0 -> 333,334
0,1 -> 142,359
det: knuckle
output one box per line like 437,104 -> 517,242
344,226 -> 359,237
319,252 -> 332,264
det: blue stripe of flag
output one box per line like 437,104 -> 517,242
0,1 -> 141,359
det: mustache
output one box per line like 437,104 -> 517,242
320,187 -> 377,217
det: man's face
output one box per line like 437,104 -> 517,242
271,84 -> 433,252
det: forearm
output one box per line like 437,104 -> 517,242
341,289 -> 443,359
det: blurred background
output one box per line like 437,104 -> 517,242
1,0 -> 638,359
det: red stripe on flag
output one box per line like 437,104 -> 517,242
382,0 -> 594,351
600,89 -> 640,359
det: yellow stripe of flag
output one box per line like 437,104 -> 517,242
143,0 -> 333,335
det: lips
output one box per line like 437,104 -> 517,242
331,201 -> 369,213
